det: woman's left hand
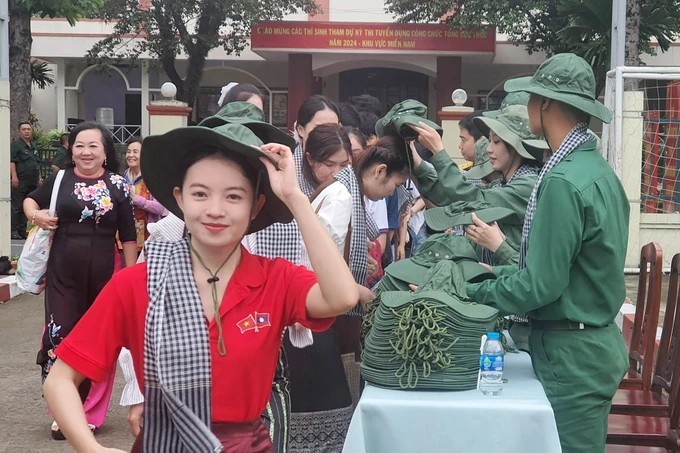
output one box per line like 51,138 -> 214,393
260,143 -> 302,204
465,213 -> 505,252
410,121 -> 445,155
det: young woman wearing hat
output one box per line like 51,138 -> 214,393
464,53 -> 630,453
42,123 -> 360,452
410,105 -> 544,267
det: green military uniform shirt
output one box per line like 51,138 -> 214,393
10,138 -> 40,185
465,139 -> 630,325
414,150 -> 536,263
52,145 -> 69,170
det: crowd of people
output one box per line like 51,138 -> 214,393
9,52 -> 630,453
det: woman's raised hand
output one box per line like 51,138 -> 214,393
410,121 -> 445,155
260,143 -> 302,204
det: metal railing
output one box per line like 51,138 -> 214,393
67,123 -> 141,144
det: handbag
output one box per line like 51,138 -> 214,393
16,170 -> 65,294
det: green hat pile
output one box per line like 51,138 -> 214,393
361,260 -> 499,390
382,232 -> 496,290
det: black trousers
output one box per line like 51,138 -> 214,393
11,184 -> 36,234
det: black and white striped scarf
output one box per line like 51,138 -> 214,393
144,239 -> 223,452
519,123 -> 590,269
253,145 -> 309,264
512,124 -> 589,324
333,166 -> 374,287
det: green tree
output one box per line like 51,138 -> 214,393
30,60 -> 55,90
9,0 -> 104,136
384,0 -> 680,95
88,0 -> 319,113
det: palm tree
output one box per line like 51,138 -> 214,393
30,60 -> 55,90
557,0 -> 680,95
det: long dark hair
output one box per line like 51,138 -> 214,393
67,121 -> 120,173
302,123 -> 351,185
225,83 -> 263,105
343,126 -> 367,150
297,95 -> 340,128
352,135 -> 409,191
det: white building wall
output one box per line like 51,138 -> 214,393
328,0 -> 396,22
30,63 -> 58,130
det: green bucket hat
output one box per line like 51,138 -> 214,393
141,123 -> 294,234
504,53 -> 612,123
473,105 -> 547,161
375,99 -> 443,140
385,233 -> 496,285
483,92 -> 531,119
199,101 -> 296,149
425,201 -> 520,232
465,136 -> 494,180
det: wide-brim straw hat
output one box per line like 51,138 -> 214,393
503,53 -> 612,123
142,123 -> 293,234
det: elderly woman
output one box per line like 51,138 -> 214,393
123,136 -> 166,251
24,121 -> 136,439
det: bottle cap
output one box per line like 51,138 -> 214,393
487,332 -> 500,340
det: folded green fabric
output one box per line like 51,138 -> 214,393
384,233 -> 496,286
362,261 -> 499,391
425,201 -> 520,232
375,99 -> 443,140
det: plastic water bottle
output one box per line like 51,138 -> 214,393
479,332 -> 504,395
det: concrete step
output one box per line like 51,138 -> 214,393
0,275 -> 25,304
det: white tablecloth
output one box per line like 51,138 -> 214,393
342,352 -> 561,453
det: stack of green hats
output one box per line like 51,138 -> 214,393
381,232 -> 496,292
361,260 -> 499,390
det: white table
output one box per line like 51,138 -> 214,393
343,352 -> 561,453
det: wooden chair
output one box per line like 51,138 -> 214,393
607,253 -> 680,451
619,242 -> 663,391
612,253 -> 680,416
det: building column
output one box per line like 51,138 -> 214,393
146,101 -> 193,135
435,56 -> 462,114
141,61 -> 150,137
287,54 -> 313,131
56,58 -> 66,131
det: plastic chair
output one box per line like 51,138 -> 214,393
619,242 -> 663,391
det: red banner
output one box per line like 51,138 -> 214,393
251,22 -> 495,53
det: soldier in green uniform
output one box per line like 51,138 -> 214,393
50,133 -> 70,172
10,121 -> 40,239
465,54 -> 630,452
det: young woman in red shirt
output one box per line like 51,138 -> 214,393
42,121 -> 361,452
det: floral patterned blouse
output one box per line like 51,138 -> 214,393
28,168 -> 136,243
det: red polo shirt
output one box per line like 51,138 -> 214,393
56,247 -> 334,422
